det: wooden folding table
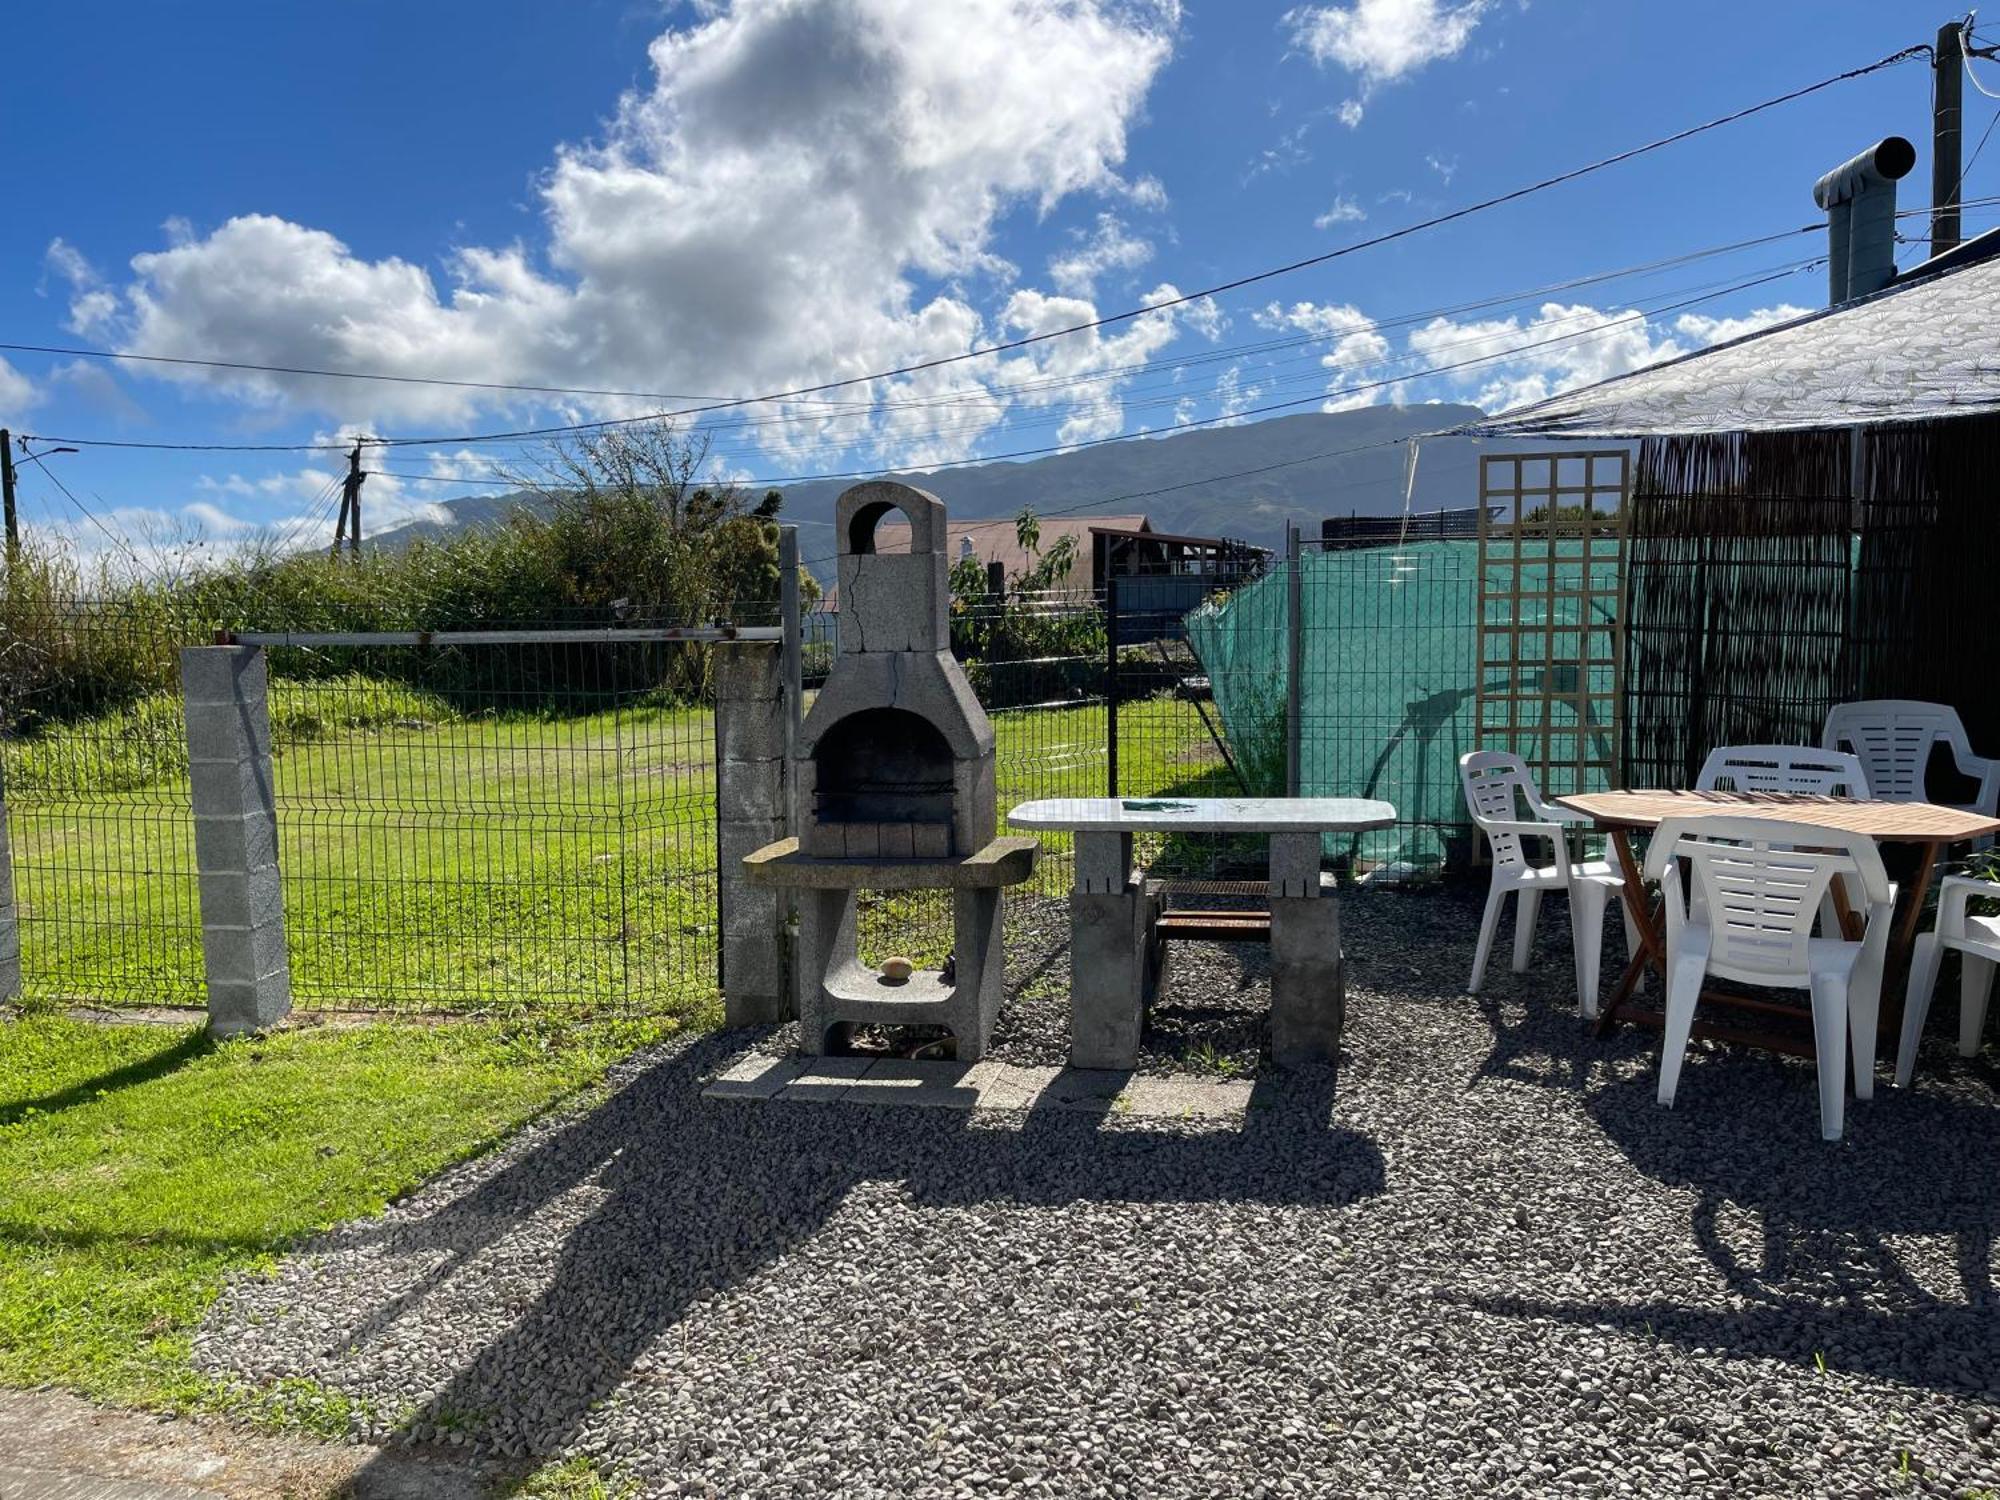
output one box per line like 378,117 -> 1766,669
1555,789 -> 2000,1059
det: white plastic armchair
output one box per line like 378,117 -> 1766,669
1896,875 -> 2000,1086
1645,815 -> 1894,1141
1458,750 -> 1636,1013
1823,701 -> 2000,815
1695,744 -> 1870,798
1696,744 -> 1878,935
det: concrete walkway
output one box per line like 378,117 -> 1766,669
703,1053 -> 1259,1115
0,1389 -> 487,1500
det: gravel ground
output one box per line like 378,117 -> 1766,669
197,884 -> 2000,1498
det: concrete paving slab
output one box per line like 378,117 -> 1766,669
842,1059 -> 981,1109
1119,1073 -> 1256,1118
1039,1067 -> 1132,1113
776,1055 -> 874,1103
703,1054 -> 806,1101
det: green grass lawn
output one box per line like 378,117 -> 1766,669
0,1012 -> 676,1418
5,682 -> 1230,1012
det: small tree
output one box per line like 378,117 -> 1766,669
947,506 -> 1103,705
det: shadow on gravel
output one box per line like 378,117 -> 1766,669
341,1036 -> 1384,1479
1462,1068 -> 2000,1396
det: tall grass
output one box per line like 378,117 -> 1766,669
1,492 -> 784,730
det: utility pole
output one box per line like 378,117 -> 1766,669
330,443 -> 367,558
1934,17 -> 1965,260
1,430 -> 17,576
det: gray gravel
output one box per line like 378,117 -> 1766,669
197,884 -> 2000,1497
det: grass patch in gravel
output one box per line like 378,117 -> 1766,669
0,1012 -> 678,1416
506,1455 -> 639,1499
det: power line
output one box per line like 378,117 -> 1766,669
22,44 -> 1929,459
1,222 -> 1824,419
357,251 -> 1813,486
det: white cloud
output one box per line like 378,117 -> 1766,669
0,357 -> 38,424
1313,194 -> 1367,228
1047,213 -> 1154,296
1674,304 -> 1812,347
987,282 -> 1184,447
65,0 -> 1183,469
1121,173 -> 1170,211
1408,300 -> 1680,412
1425,151 -> 1457,184
1181,295 -> 1227,341
1254,300 -> 1393,409
1287,0 -> 1491,126
44,239 -> 119,337
1212,364 -> 1265,424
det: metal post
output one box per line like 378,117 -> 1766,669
779,525 -> 802,765
1105,574 -> 1120,796
0,779 -> 19,1006
1285,523 -> 1304,797
1,430 -> 17,575
1934,19 -> 1965,260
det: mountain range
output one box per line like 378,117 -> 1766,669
369,404 -> 1491,577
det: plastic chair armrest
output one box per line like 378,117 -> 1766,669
1937,875 -> 2000,934
1955,750 -> 2000,818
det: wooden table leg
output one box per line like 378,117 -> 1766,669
1596,829 -> 1664,1035
1895,841 -> 1944,964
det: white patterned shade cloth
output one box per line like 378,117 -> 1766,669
1462,246 -> 2000,438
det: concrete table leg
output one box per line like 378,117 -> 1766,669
1068,830 -> 1147,1070
1268,832 -> 1344,1066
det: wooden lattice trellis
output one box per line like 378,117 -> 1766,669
1475,450 -> 1630,797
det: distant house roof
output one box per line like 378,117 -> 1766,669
869,513 -> 1152,582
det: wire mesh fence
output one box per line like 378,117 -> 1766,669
0,600 -> 205,1008
259,625 -> 727,1017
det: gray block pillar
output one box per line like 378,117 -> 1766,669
1267,833 -> 1344,1066
0,788 -> 19,1005
716,642 -> 791,1025
182,646 -> 290,1035
1068,830 -> 1148,1070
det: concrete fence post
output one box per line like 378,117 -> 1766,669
182,645 -> 291,1035
0,783 -> 19,1006
715,641 -> 791,1024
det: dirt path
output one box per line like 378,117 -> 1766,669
0,1389 -> 493,1499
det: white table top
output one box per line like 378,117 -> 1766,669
1008,796 -> 1399,834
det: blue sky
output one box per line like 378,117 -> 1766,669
1,0 -> 1989,561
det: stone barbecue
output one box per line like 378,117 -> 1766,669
743,481 -> 1036,1058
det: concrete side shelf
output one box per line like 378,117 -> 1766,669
742,835 -> 1040,890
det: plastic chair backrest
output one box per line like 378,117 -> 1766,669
1822,700 -> 1972,803
1459,750 -> 1548,869
1646,815 -> 1890,982
1695,744 -> 1870,798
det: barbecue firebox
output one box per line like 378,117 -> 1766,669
742,481 -> 1037,1058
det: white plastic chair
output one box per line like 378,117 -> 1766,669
1459,751 -> 1637,1015
1695,744 -> 1870,798
1645,815 -> 1894,1141
1895,875 -> 2000,1085
1823,701 -> 2000,814
1696,744 -> 1878,936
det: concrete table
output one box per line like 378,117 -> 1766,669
1007,797 -> 1397,1069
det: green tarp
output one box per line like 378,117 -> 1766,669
1188,539 -> 1617,870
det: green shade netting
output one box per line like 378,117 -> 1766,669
1187,540 -> 1617,869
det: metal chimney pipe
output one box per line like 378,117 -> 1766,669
1814,136 -> 1916,304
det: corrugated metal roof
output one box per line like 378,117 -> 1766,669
1466,237 -> 2000,438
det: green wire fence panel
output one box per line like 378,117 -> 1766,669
1189,541 -> 1484,873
